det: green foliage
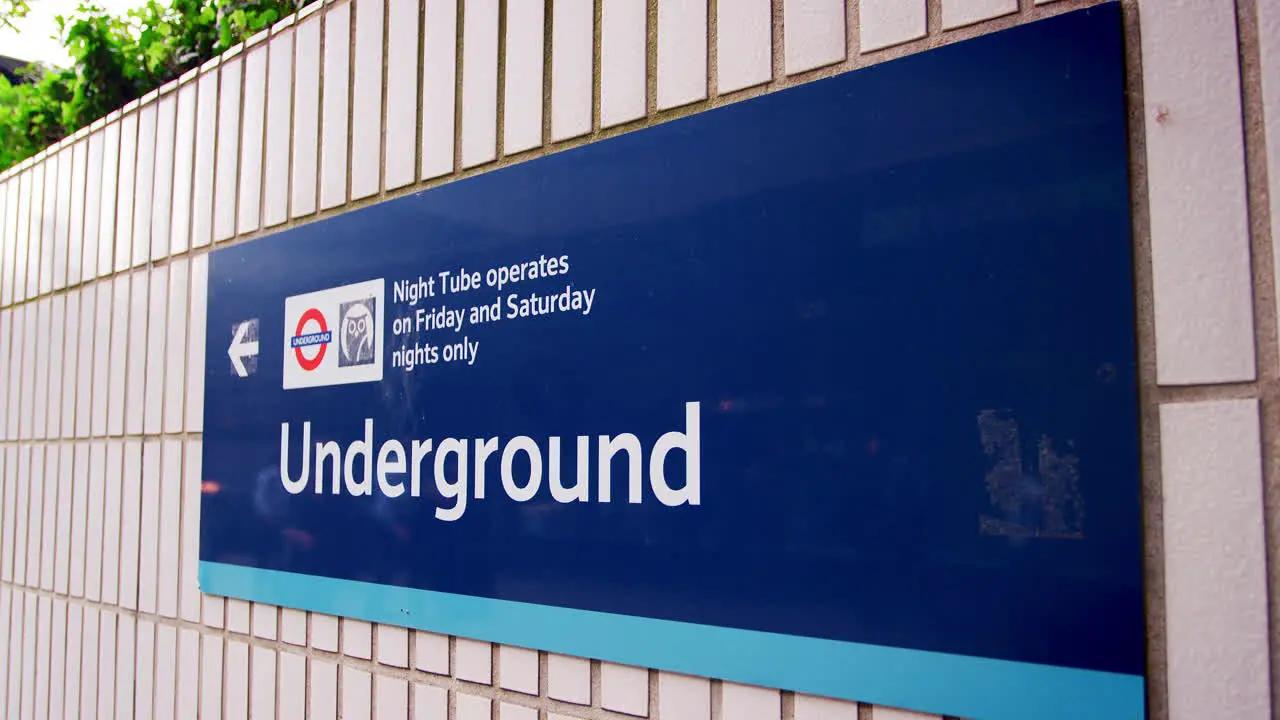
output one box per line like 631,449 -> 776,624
1,0 -> 315,172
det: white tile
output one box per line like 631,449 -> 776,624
124,269 -> 150,434
143,265 -> 168,433
421,0 -> 457,179
64,603 -> 83,718
601,662 -> 647,716
40,153 -> 59,293
163,258 -> 188,433
156,440 -> 182,617
784,0 -> 845,74
503,0 -> 545,153
722,683 -> 779,720
69,443 -> 90,597
154,624 -> 177,720
461,0 -> 499,167
227,597 -> 251,634
27,448 -> 46,587
54,445 -> 73,593
657,0 -> 707,109
310,659 -> 338,719
67,141 -> 87,284
1263,0 -> 1280,354
352,0 -> 385,200
131,102 -> 158,267
134,619 -> 155,720
414,631 -> 448,674
106,275 -> 130,436
253,602 -> 278,639
61,290 -> 80,438
207,596 -> 227,630
82,130 -> 104,282
176,628 -> 200,718
87,284 -> 109,437
200,636 -> 224,719
192,69 -> 219,248
343,617 -> 372,658
0,589 -> 8,715
178,439 -> 202,622
96,610 -> 117,719
499,645 -> 537,695
250,647 -> 276,720
239,46 -> 267,234
0,313 -> 9,441
455,693 -> 490,720
98,122 -> 121,275
170,81 -> 197,254
38,448 -> 58,590
1,183 -> 15,307
151,94 -> 177,261
10,446 -> 28,583
137,440 -> 163,613
717,0 -> 771,92
84,442 -> 108,601
185,253 -> 208,431
312,613 -> 339,651
860,0 -> 921,51
383,0 -> 419,188
321,2 -> 351,209
375,675 -> 408,720
1145,0 -> 1256,384
0,448 -> 14,582
215,58 -> 243,241
265,29 -> 294,227
0,311 -> 15,440
17,303 -> 34,439
551,0 -> 591,141
30,298 -> 49,440
658,672 -> 710,720
5,590 -> 22,719
342,666 -> 372,720
113,115 -> 138,272
117,440 -> 144,609
79,607 -> 100,720
868,706 -> 937,720
279,651 -> 306,720
1161,399 -> 1270,720
376,624 -> 408,667
502,703 -> 537,720
547,654 -> 588,704
600,0 -> 646,127
455,637 -> 491,684
412,684 -> 446,720
225,640 -> 249,720
33,596 -> 50,720
49,600 -> 68,720
941,0 -> 1016,29
45,296 -> 66,439
281,608 -> 307,645
13,170 -> 31,302
293,15 -> 322,217
54,148 -> 73,289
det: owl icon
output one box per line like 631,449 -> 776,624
338,297 -> 378,367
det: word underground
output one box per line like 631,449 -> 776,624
279,403 -> 701,520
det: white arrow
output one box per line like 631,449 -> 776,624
228,320 -> 259,378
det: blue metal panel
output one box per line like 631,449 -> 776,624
201,4 -> 1144,718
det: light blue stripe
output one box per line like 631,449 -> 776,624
201,561 -> 1144,720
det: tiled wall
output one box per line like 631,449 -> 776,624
0,0 -> 1276,718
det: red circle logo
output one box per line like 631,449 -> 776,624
292,308 -> 330,371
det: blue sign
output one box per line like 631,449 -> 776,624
200,5 -> 1143,719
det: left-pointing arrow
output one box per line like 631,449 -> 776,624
229,319 -> 260,378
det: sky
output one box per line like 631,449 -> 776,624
0,0 -> 148,68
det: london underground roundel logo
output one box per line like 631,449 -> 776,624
290,308 -> 333,371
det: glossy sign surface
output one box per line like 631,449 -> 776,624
201,5 -> 1143,718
